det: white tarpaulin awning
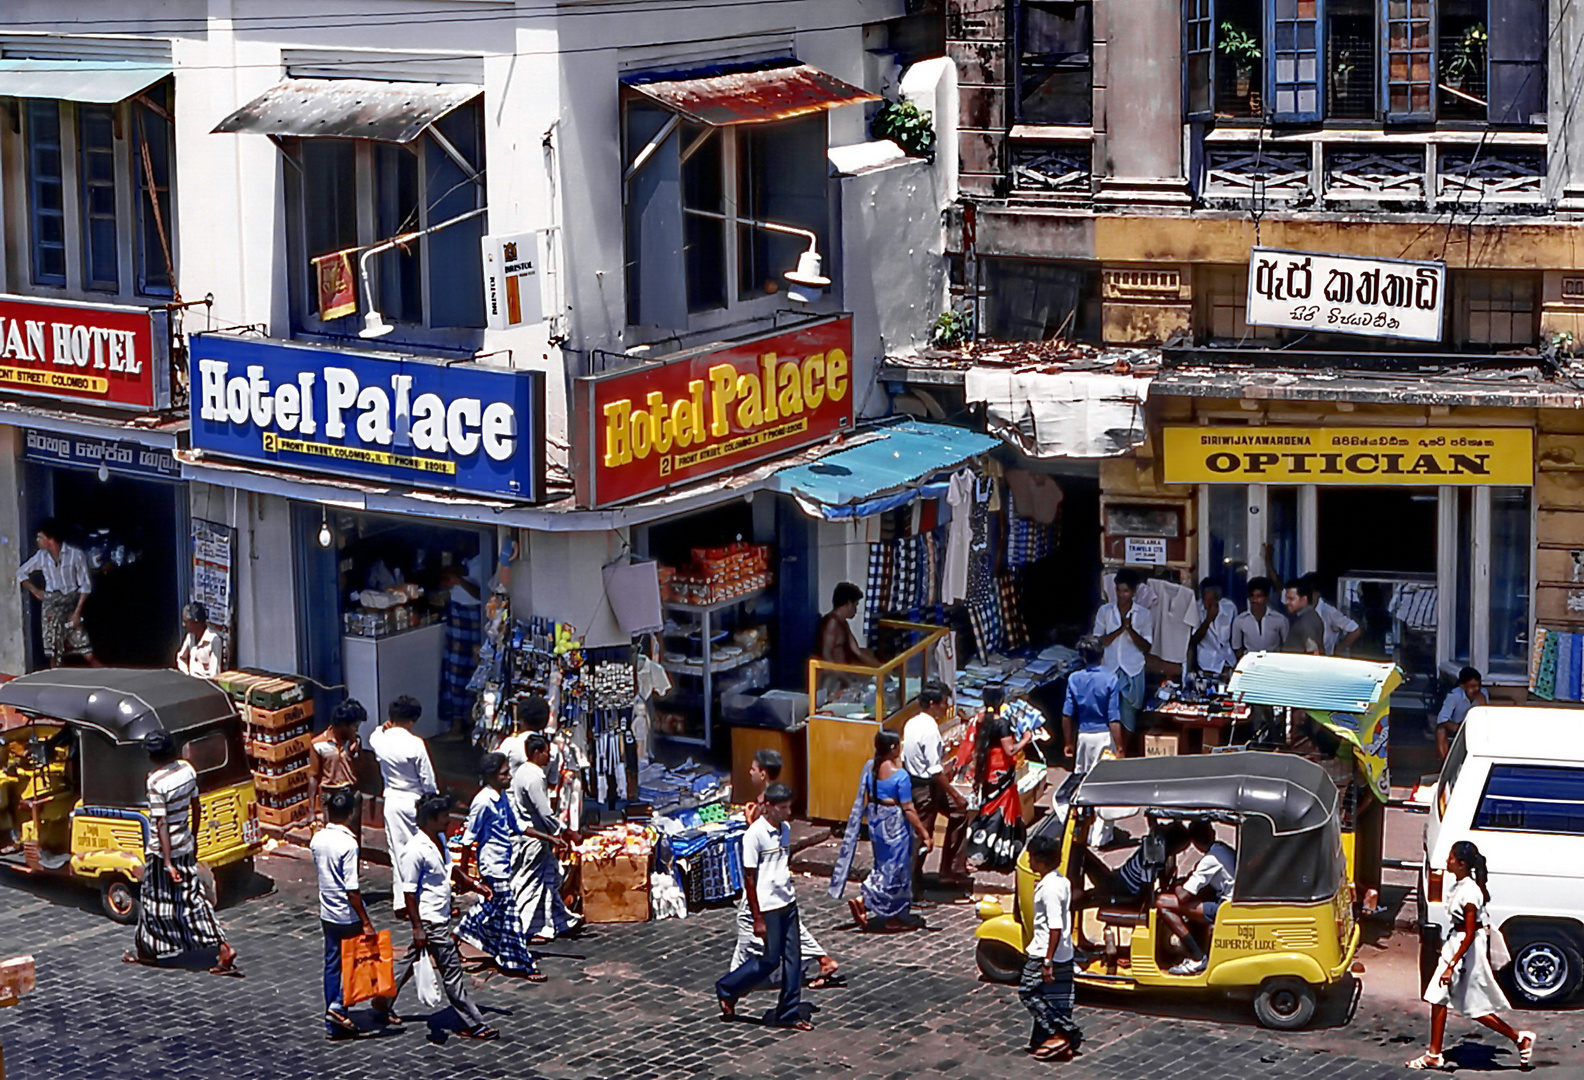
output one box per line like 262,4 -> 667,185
963,369 -> 1151,458
0,59 -> 170,104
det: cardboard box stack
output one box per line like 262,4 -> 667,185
659,542 -> 773,606
217,670 -> 314,831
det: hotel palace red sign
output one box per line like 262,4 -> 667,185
0,295 -> 168,409
573,315 -> 855,507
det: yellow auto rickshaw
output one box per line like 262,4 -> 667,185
0,669 -> 263,923
974,752 -> 1358,1029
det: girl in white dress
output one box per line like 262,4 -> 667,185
1409,841 -> 1537,1070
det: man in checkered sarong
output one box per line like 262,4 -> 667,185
123,731 -> 242,977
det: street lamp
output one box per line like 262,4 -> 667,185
682,208 -> 830,303
357,206 -> 489,339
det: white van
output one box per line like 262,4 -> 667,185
1419,706 -> 1584,1005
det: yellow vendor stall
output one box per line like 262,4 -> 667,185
805,621 -> 950,821
1225,653 -> 1400,899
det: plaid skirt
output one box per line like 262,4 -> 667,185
455,872 -> 540,974
1019,957 -> 1082,1049
440,601 -> 483,723
42,591 -> 93,659
135,852 -> 223,960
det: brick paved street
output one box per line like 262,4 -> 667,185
5,840 -> 1583,1080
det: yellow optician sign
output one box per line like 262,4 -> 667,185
1162,426 -> 1532,485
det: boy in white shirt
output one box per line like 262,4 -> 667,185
1020,832 -> 1082,1061
715,783 -> 812,1030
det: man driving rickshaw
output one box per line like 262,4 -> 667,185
0,669 -> 262,923
975,752 -> 1358,1030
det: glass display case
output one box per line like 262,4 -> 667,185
804,620 -> 950,820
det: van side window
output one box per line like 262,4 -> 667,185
181,731 -> 229,775
1473,765 -> 1584,835
1437,727 -> 1468,818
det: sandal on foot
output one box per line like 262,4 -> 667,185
325,1008 -> 358,1033
121,951 -> 158,967
718,995 -> 736,1020
807,972 -> 846,989
208,963 -> 244,977
775,1019 -> 814,1031
1406,1051 -> 1445,1071
1518,1031 -> 1536,1067
458,1025 -> 499,1040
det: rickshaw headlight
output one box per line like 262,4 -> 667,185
975,899 -> 1006,921
1426,869 -> 1443,903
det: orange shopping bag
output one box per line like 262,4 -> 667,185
341,930 -> 395,1007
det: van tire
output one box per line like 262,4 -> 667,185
1505,934 -> 1584,1006
100,876 -> 140,925
975,939 -> 1024,984
1253,976 -> 1317,1030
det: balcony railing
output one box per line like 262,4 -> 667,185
1006,124 -> 1093,204
1197,127 -> 1548,212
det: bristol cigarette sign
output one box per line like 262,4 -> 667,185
1245,248 -> 1446,342
190,334 -> 546,501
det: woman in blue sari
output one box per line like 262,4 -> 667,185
829,730 -> 933,932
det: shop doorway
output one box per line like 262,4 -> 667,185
23,464 -> 185,670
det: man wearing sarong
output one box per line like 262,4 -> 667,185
457,753 -> 544,979
124,731 -> 240,976
509,735 -> 582,942
369,696 -> 437,916
16,518 -> 100,668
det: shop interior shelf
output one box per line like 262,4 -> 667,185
662,589 -> 766,616
661,650 -> 765,677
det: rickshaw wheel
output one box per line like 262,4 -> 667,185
100,876 -> 140,925
974,939 -> 1024,984
1253,976 -> 1317,1030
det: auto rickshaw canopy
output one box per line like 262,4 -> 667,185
0,670 -> 243,809
1225,652 -> 1399,713
1072,752 -> 1345,905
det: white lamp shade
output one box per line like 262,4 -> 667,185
359,310 -> 394,339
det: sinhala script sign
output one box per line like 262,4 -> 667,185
1245,247 -> 1446,342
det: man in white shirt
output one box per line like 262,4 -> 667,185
510,735 -> 582,942
1019,832 -> 1081,1060
498,694 -> 550,775
128,730 -> 239,974
1435,666 -> 1487,761
368,695 -> 438,915
377,793 -> 497,1039
1092,568 -> 1154,750
1186,578 -> 1237,677
1301,574 -> 1362,656
16,518 -> 99,667
1231,576 -> 1289,656
903,682 -> 969,888
1157,819 -> 1237,975
311,788 -> 374,1038
175,602 -> 222,679
716,783 -> 811,1030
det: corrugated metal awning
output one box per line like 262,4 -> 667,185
1227,653 -> 1402,714
623,60 -> 878,126
0,59 -> 169,104
211,78 -> 481,143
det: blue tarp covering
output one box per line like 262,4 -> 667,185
1226,652 -> 1400,714
770,420 -> 998,520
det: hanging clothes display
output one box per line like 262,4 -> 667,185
1003,489 -> 1056,569
943,469 -> 974,604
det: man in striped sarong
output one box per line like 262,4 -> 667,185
123,731 -> 241,976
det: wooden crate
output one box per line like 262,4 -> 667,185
249,731 -> 313,763
579,852 -> 651,924
1144,733 -> 1179,758
252,764 -> 310,795
246,701 -> 314,731
256,801 -> 310,828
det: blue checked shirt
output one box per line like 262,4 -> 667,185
1063,665 -> 1121,734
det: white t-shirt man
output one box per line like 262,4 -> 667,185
1092,602 -> 1155,677
146,759 -> 200,858
901,712 -> 945,781
397,830 -> 454,925
176,627 -> 222,679
310,821 -> 361,925
1188,597 -> 1238,674
741,815 -> 795,912
1027,869 -> 1075,963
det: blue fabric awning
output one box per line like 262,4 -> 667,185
769,420 -> 998,520
1226,653 -> 1401,714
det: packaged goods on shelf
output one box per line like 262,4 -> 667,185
659,542 -> 773,606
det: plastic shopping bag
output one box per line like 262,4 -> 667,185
341,931 -> 395,1007
413,949 -> 444,1009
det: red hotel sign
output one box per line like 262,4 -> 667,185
0,295 -> 167,409
573,315 -> 855,507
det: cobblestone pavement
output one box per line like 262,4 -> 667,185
3,849 -> 1583,1080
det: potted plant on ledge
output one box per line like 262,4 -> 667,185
1219,22 -> 1262,109
1442,23 -> 1487,91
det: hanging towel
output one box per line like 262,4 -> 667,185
942,470 -> 973,604
1534,628 -> 1559,701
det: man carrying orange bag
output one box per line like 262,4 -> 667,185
312,789 -> 377,1039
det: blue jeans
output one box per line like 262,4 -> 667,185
322,919 -> 363,1028
716,902 -> 803,1025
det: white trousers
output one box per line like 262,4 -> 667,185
384,790 -> 421,913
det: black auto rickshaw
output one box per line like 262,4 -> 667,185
0,669 -> 262,923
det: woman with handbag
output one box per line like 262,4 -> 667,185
1408,840 -> 1537,1070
